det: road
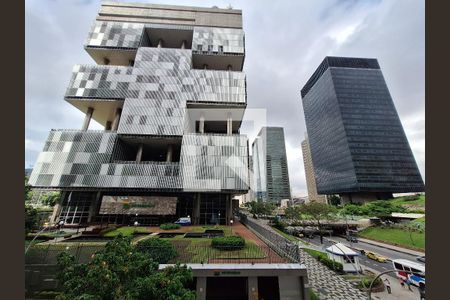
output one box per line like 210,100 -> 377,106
302,235 -> 423,278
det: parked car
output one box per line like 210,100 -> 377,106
174,217 -> 191,226
416,255 -> 425,263
366,251 -> 388,263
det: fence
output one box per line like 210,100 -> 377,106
238,213 -> 301,263
25,241 -> 286,265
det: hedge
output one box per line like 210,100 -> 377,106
211,236 -> 245,250
136,238 -> 178,263
160,223 -> 181,230
317,255 -> 344,273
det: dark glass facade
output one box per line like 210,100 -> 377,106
301,57 -> 424,195
252,127 -> 292,203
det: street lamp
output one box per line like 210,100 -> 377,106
366,269 -> 421,300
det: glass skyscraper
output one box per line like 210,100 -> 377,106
301,56 -> 424,203
252,127 -> 292,203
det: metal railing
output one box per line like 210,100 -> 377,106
25,242 -> 286,265
238,213 -> 301,263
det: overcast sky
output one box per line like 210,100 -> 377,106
25,0 -> 425,196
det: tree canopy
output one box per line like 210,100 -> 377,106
25,176 -> 32,201
56,235 -> 195,300
41,191 -> 61,207
248,201 -> 275,217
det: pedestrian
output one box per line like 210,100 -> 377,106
406,277 -> 413,291
400,278 -> 405,288
384,278 -> 391,294
418,282 -> 425,299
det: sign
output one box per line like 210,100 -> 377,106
99,195 -> 177,215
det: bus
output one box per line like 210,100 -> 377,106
392,259 -> 425,287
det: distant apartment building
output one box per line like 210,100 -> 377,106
28,1 -> 250,226
252,127 -> 291,203
301,56 -> 424,203
301,138 -> 328,204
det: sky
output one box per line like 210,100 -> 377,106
25,0 -> 425,197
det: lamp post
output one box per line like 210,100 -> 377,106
366,269 -> 421,300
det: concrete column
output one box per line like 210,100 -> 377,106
227,113 -> 232,135
225,194 -> 233,225
196,277 -> 206,300
81,107 -> 94,131
111,108 -> 122,131
105,121 -> 112,131
193,194 -> 201,225
88,191 -> 101,223
227,64 -> 233,71
136,144 -> 144,162
181,40 -> 186,49
199,114 -> 205,134
50,191 -> 65,224
166,144 -> 173,162
128,60 -> 134,66
157,39 -> 163,48
248,277 -> 259,300
203,64 -> 208,70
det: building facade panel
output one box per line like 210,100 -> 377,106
181,133 -> 249,192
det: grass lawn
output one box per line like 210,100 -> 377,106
272,227 -> 298,242
103,226 -> 151,237
359,226 -> 425,251
156,234 -> 266,263
391,195 -> 425,206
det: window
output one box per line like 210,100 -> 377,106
197,44 -> 202,51
218,45 -> 223,53
208,45 -> 213,52
344,256 -> 355,263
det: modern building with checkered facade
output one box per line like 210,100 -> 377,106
28,1 -> 249,225
301,56 -> 424,203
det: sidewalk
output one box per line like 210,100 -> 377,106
358,238 -> 425,256
363,266 -> 421,300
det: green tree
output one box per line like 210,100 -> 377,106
56,235 -> 195,300
25,204 -> 38,235
136,238 -> 178,263
298,202 -> 336,244
328,195 -> 341,206
248,201 -> 275,217
25,176 -> 32,201
41,191 -> 61,207
284,206 -> 302,220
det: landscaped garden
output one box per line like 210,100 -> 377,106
26,224 -> 270,264
103,226 -> 151,237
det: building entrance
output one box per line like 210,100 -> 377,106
258,276 -> 280,300
206,277 -> 247,300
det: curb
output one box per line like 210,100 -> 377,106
358,239 -> 425,257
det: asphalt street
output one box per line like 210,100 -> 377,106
302,235 -> 423,278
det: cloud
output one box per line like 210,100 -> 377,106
25,0 -> 425,196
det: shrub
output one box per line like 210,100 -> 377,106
211,236 -> 245,250
317,256 -> 343,273
159,223 -> 181,230
272,217 -> 286,232
136,238 -> 178,263
357,276 -> 382,289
